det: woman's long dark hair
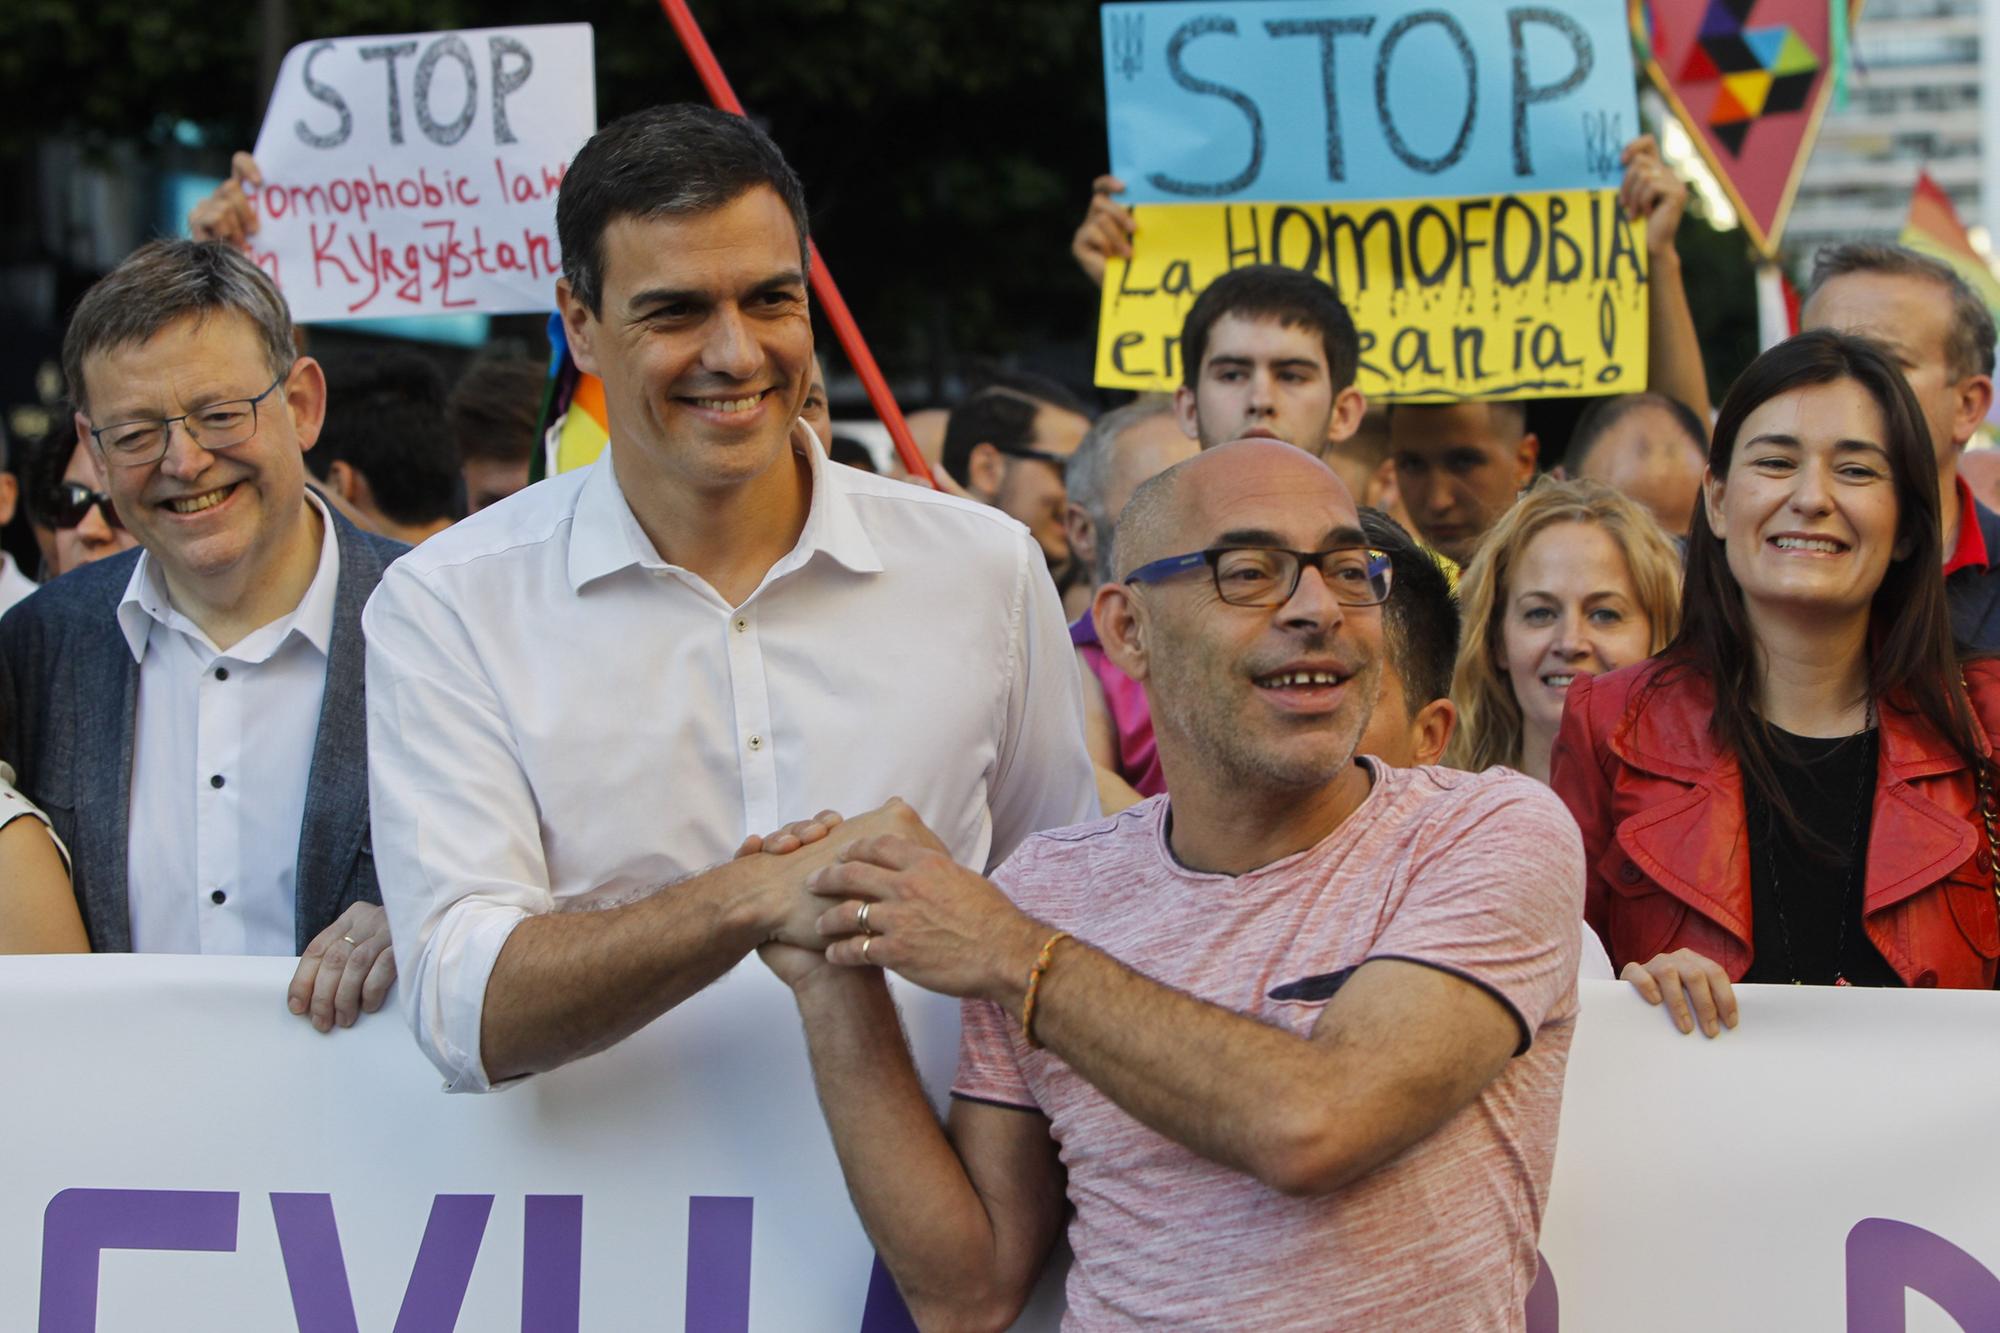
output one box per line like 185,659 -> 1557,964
1662,329 -> 1983,845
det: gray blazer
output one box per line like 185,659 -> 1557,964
0,510 -> 406,953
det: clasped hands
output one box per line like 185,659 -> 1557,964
738,798 -> 1044,1002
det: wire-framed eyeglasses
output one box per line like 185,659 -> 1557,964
1123,544 -> 1394,609
86,367 -> 292,468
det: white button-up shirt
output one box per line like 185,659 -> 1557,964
365,440 -> 1098,1091
119,495 -> 338,955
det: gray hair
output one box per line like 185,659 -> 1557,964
1810,241 -> 1997,381
1069,395 -> 1176,583
62,240 -> 295,415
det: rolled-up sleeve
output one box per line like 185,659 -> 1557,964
364,562 -> 548,1092
985,532 -> 1100,868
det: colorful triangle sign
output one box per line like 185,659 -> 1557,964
1634,0 -> 1863,258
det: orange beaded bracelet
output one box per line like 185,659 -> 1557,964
1020,930 -> 1072,1049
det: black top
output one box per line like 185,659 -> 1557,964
1741,726 -> 1903,987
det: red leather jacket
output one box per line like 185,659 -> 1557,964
1549,658 -> 2000,989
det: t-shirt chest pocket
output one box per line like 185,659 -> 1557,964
1256,946 -> 1371,1034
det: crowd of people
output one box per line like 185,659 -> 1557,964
2,94 -> 1998,1328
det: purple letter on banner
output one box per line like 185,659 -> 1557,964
270,1193 -> 494,1333
522,1195 -> 583,1332
859,1254 -> 919,1333
686,1196 -> 753,1332
1847,1217 -> 2000,1330
39,1188 -> 239,1333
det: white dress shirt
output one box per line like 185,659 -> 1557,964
365,439 -> 1099,1091
120,495 -> 339,955
0,553 -> 38,616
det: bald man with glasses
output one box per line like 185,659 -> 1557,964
758,439 -> 1585,1330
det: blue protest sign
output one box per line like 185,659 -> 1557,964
1103,0 -> 1638,204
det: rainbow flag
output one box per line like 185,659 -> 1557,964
1900,170 -> 2000,317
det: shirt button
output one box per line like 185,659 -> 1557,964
748,734 -> 763,751
210,774 -> 225,789
1916,969 -> 1940,988
210,890 -> 227,905
214,667 -> 230,681
733,618 -> 748,634
1618,861 -> 1642,884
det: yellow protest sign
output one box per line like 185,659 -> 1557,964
1095,190 -> 1648,402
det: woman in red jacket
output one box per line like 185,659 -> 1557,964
1551,330 -> 2000,1036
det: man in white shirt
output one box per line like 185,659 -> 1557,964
0,240 -> 405,1031
364,104 -> 1097,1093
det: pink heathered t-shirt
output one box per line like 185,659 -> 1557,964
954,759 -> 1583,1331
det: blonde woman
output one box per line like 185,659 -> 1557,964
1448,477 -> 1684,783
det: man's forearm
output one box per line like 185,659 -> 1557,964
793,975 -> 1034,1330
478,858 -> 773,1082
1647,248 -> 1712,421
992,937 -> 1367,1195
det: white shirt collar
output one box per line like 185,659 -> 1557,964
567,427 -> 884,594
116,491 -> 342,665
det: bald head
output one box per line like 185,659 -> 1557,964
1110,438 -> 1359,581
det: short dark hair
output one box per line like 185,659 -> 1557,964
942,390 -> 1041,487
313,351 -> 462,527
449,357 -> 546,466
21,413 -> 78,534
556,104 -> 811,315
1565,392 -> 1707,475
1809,241 -> 1998,381
1179,265 -> 1359,392
1361,508 -> 1459,716
62,240 -> 294,415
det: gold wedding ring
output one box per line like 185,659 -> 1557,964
861,936 -> 873,963
340,935 -> 358,946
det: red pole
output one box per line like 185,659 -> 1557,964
657,0 -> 939,488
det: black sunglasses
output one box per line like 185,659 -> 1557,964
50,482 -> 124,531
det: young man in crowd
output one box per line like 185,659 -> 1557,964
1563,392 -> 1709,536
1801,242 -> 2000,647
1063,395 -> 1197,808
940,381 -> 1091,589
1387,400 -> 1542,568
0,239 -> 405,1031
771,440 -> 1582,1329
1174,264 -> 1368,453
1355,508 -> 1459,769
363,105 -> 1096,1093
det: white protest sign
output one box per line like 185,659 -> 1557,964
4,962 -> 1998,1329
247,24 -> 594,322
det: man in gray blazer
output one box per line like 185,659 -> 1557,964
0,239 -> 405,1031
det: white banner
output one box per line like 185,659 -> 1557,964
3,962 -> 1997,1331
247,24 -> 594,323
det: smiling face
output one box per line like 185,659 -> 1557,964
76,311 -> 318,593
1120,441 -> 1384,793
1704,378 -> 1905,623
1176,314 -> 1337,451
559,187 -> 813,502
1498,520 -> 1655,747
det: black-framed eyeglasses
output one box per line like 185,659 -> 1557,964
1124,544 -> 1394,608
86,367 -> 292,468
49,482 -> 124,531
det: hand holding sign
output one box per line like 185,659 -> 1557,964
246,23 -> 594,323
